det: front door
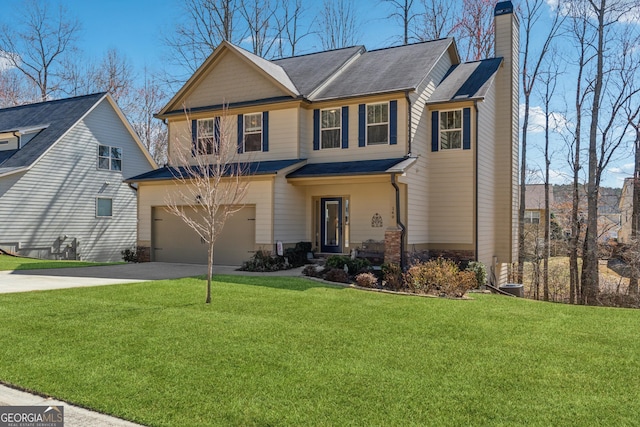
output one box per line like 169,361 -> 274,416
321,198 -> 342,253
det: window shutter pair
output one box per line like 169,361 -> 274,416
431,107 -> 471,152
191,117 -> 221,156
313,107 -> 350,150
235,112 -> 269,154
358,101 -> 398,147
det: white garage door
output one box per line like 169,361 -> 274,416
152,206 -> 256,265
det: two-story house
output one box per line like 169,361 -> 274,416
0,93 -> 156,261
128,1 -> 519,284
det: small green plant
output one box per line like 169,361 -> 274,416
121,246 -> 143,263
241,250 -> 287,272
325,255 -> 371,274
465,261 -> 487,287
355,272 -> 378,288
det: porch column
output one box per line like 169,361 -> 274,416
384,227 -> 402,265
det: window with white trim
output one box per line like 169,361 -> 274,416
367,103 -> 388,145
439,110 -> 462,150
197,119 -> 215,155
96,198 -> 113,217
244,113 -> 262,152
524,210 -> 541,224
321,108 -> 341,149
98,145 -> 122,171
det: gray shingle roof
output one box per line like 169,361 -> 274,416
428,58 -> 502,104
0,93 -> 106,171
311,39 -> 455,100
286,158 -> 412,178
127,159 -> 306,183
273,46 -> 364,96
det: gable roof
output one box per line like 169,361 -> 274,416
428,58 -> 502,104
310,39 -> 456,101
0,93 -> 156,177
158,39 -> 459,117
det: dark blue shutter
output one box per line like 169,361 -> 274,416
214,117 -> 220,154
358,104 -> 366,147
191,119 -> 198,156
237,115 -> 244,154
262,111 -> 269,152
431,111 -> 439,152
313,109 -> 320,150
389,100 -> 398,145
463,107 -> 471,150
341,106 -> 349,149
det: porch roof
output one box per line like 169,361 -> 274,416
286,157 -> 415,179
125,158 -> 305,182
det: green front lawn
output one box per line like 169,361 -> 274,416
0,275 -> 638,426
0,254 -> 120,271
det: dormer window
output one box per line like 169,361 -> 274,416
321,108 -> 341,149
98,145 -> 122,171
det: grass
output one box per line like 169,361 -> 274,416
0,275 -> 639,426
0,254 -> 121,271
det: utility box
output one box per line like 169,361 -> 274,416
499,283 -> 524,298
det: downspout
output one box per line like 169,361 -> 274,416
474,100 -> 479,262
391,173 -> 406,268
405,90 -> 412,156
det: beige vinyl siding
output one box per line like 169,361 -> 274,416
185,50 -> 287,109
273,165 -> 306,244
167,108 -> 301,165
303,101 -> 407,163
405,53 -> 453,244
0,99 -> 153,262
476,84 -> 497,267
426,148 -> 474,244
137,177 -> 274,247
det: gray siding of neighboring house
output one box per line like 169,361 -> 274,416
0,99 -> 153,262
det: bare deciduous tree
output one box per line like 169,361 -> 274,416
456,0 -> 494,61
165,108 -> 251,304
381,0 -> 418,45
317,0 -> 361,50
129,70 -> 169,165
274,0 -> 312,57
240,0 -> 278,56
415,0 -> 460,42
0,0 -> 80,101
517,0 -> 564,285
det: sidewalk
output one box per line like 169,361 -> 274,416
0,384 -> 145,427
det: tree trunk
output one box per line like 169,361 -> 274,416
206,242 -> 214,304
629,127 -> 640,295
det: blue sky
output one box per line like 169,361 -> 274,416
2,0 -> 635,187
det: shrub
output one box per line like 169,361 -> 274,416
404,263 -> 431,293
241,250 -> 287,272
382,263 -> 403,291
325,255 -> 371,275
355,272 -> 378,288
302,264 -> 323,278
465,261 -> 487,288
451,270 -> 477,297
324,268 -> 350,283
284,242 -> 313,267
121,246 -> 143,263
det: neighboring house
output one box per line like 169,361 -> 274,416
618,177 -> 634,243
128,2 -> 519,284
524,184 -> 554,228
0,93 -> 156,262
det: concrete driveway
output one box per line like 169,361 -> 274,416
0,262 -> 211,294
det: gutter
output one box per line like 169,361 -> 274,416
474,100 -> 479,261
391,173 -> 406,268
405,90 -> 412,155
